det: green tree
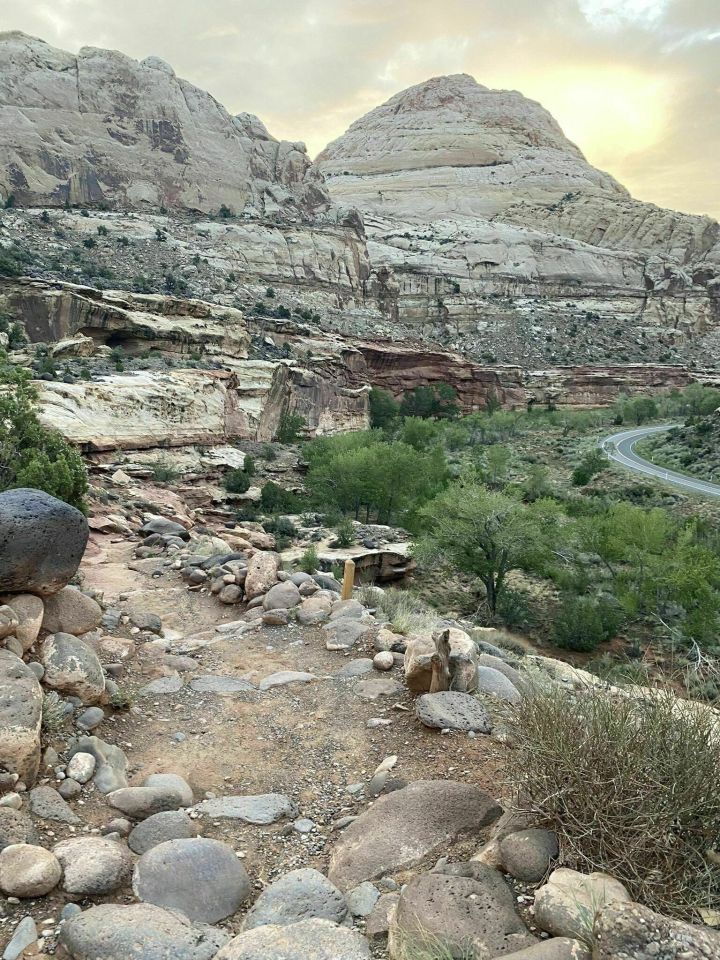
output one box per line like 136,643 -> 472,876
368,388 -> 399,429
399,382 -> 459,420
277,411 -> 306,443
0,352 -> 87,508
571,448 -> 609,486
482,444 -> 511,488
417,473 -> 562,614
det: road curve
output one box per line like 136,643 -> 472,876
600,424 -> 720,499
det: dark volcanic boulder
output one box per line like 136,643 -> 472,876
0,489 -> 88,597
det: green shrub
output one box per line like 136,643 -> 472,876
148,460 -> 179,484
506,684 -> 720,918
260,481 -> 301,514
259,443 -> 277,461
244,455 -> 256,477
553,595 -> 620,652
264,516 -> 297,538
334,518 -> 355,547
368,387 -> 399,429
277,411 -> 306,443
0,354 -> 87,509
496,587 -> 536,630
224,468 -> 251,494
298,545 -> 319,574
571,448 -> 608,486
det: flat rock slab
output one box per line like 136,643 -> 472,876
354,678 -> 403,701
416,691 -> 493,732
335,659 -> 374,679
140,675 -> 183,696
194,793 -> 297,825
133,837 -> 251,924
59,903 -> 228,960
216,918 -> 371,959
242,867 -> 348,930
258,671 -> 318,691
189,675 -> 256,695
328,779 -> 502,890
324,620 -> 370,651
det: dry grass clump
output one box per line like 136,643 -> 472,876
358,585 -> 437,636
505,683 -> 720,919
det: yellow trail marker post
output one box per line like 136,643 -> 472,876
341,559 -> 355,601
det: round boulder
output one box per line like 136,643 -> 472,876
244,551 -> 279,600
132,837 -> 251,923
0,843 -> 62,897
128,810 -> 197,855
262,581 -> 301,611
0,489 -> 89,597
54,836 -> 132,895
500,829 -> 559,883
0,650 -> 43,785
41,587 -> 102,636
40,633 -> 105,704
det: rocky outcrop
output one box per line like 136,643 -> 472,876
0,32 -> 327,218
319,75 -> 720,362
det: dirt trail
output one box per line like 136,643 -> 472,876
76,536 -> 505,937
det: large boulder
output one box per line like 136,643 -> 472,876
244,551 -> 280,600
41,587 -> 102,636
132,837 -> 251,923
593,901 -> 720,959
404,628 -> 478,694
0,650 -> 43,784
39,632 -> 105,703
534,868 -> 631,939
59,903 -> 229,960
242,868 -> 348,930
328,780 -> 502,890
54,836 -> 133,895
0,489 -> 88,596
215,919 -> 371,959
389,867 -> 536,958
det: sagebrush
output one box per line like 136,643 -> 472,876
505,684 -> 720,919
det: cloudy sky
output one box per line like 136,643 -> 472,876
2,0 -> 718,217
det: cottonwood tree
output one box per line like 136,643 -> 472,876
417,471 -> 562,614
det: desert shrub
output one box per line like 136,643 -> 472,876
224,468 -> 251,494
259,443 -> 276,461
298,545 -> 319,574
496,587 -> 536,630
41,692 -> 68,732
552,595 -> 620,652
571,448 -> 608,486
0,353 -> 87,509
506,684 -> 720,918
148,460 -> 179,484
264,516 -> 297,538
334,518 -> 355,547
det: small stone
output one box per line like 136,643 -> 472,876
58,778 -> 82,800
500,829 -> 559,883
215,918 -> 370,959
416,691 -> 493,733
293,818 -> 315,834
354,677 -> 403,700
128,810 -> 197,854
0,793 -> 22,810
76,706 -> 105,730
66,752 -> 96,784
346,881 -> 380,917
61,903 -> 83,921
372,652 -> 394,672
259,671 -> 316,691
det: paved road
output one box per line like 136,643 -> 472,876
600,424 -> 720,499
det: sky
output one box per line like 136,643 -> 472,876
2,0 -> 719,218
